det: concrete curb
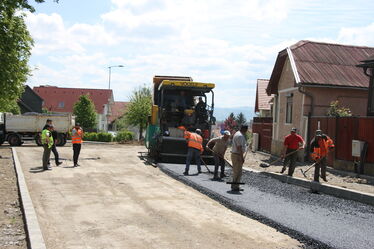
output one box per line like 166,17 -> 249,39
252,169 -> 374,206
12,148 -> 46,249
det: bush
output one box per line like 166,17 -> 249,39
97,132 -> 113,142
83,132 -> 98,141
83,132 -> 113,142
115,130 -> 134,143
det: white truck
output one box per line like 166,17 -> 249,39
0,112 -> 75,146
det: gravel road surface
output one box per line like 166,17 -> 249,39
15,144 -> 302,249
158,163 -> 374,249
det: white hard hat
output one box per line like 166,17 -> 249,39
223,130 -> 231,136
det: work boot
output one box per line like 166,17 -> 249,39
280,166 -> 286,174
183,171 -> 189,176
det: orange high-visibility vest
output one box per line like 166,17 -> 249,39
72,128 -> 83,144
186,132 -> 203,152
310,135 -> 334,161
178,126 -> 188,139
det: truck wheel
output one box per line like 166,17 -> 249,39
8,134 -> 22,146
60,137 -> 67,146
35,134 -> 42,146
56,134 -> 66,146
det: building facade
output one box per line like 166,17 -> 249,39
266,41 -> 373,158
33,86 -> 114,131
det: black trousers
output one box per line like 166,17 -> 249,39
73,143 -> 81,165
314,157 -> 327,182
283,148 -> 298,176
48,144 -> 60,164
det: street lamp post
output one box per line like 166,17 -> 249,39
106,65 -> 124,132
108,65 -> 124,89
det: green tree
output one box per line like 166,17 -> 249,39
73,94 -> 97,130
327,100 -> 352,117
235,112 -> 247,127
124,86 -> 152,140
0,0 -> 57,112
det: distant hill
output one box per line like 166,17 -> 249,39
213,106 -> 255,122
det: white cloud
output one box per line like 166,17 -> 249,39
27,0 -> 374,109
338,23 -> 374,46
25,12 -> 121,55
102,0 -> 296,30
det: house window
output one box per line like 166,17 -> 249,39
286,95 -> 293,123
58,101 -> 64,108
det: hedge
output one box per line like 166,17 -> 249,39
83,132 -> 112,142
115,130 -> 134,143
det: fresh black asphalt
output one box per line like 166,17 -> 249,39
158,163 -> 374,249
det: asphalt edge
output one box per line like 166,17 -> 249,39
157,163 -> 331,249
11,148 -> 47,249
255,170 -> 374,206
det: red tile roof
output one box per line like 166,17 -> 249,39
255,79 -> 273,112
33,86 -> 113,113
108,101 -> 129,123
267,40 -> 374,94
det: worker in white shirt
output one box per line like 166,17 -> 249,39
230,125 -> 248,192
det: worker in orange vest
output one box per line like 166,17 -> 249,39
310,130 -> 335,182
71,123 -> 84,167
183,129 -> 204,175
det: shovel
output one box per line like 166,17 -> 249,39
300,156 -> 326,178
259,149 -> 300,168
206,147 -> 233,168
200,157 -> 213,174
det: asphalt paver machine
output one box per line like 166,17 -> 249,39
145,76 -> 216,163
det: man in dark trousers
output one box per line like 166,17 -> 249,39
206,130 -> 230,180
183,129 -> 204,175
50,126 -> 63,166
280,127 -> 305,176
71,123 -> 84,167
43,119 -> 62,167
310,130 -> 335,182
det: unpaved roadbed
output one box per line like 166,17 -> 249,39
16,144 -> 302,249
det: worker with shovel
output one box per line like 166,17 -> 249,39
280,127 -> 305,176
206,130 -> 231,180
230,125 -> 248,192
310,130 -> 335,182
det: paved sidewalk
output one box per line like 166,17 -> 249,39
158,163 -> 374,249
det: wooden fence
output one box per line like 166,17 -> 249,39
252,117 -> 273,153
309,116 -> 374,164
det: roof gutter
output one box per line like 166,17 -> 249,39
299,83 -> 368,91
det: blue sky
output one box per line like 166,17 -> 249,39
25,0 -> 374,107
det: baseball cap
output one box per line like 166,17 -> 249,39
223,130 -> 231,136
195,129 -> 202,134
291,127 -> 297,132
315,130 -> 322,136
